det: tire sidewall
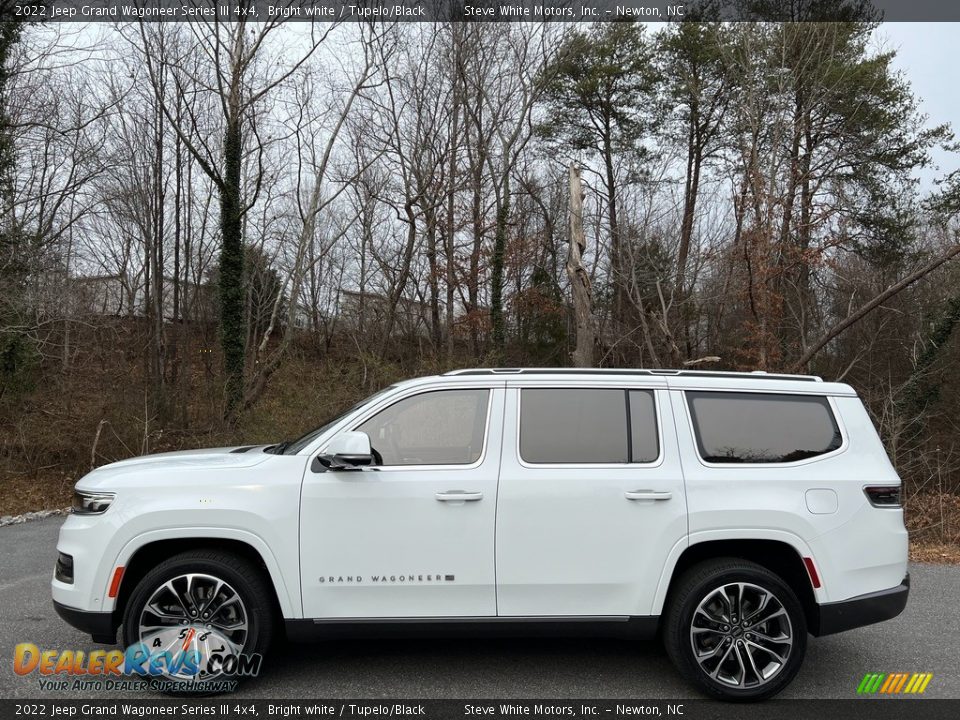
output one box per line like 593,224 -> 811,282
668,563 -> 808,701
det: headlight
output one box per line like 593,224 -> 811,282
72,490 -> 115,515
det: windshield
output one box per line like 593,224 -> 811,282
278,385 -> 397,455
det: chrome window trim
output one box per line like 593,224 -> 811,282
514,386 -> 665,470
682,389 -> 849,469
332,385 -> 497,472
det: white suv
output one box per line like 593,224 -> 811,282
53,368 -> 909,700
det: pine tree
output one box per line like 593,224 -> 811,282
538,21 -> 656,332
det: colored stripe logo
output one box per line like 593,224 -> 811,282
857,673 -> 933,695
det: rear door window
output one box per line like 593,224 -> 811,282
519,388 -> 659,464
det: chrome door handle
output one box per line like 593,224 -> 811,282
435,491 -> 483,502
625,490 -> 672,501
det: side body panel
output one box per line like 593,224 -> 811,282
671,384 -> 907,605
805,396 -> 909,600
495,380 -> 688,616
53,453 -> 305,618
298,383 -> 504,618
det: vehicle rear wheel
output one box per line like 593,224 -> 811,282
663,558 -> 807,701
121,550 -> 275,690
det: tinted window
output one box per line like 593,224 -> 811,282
357,389 -> 489,466
629,390 -> 659,462
687,392 -> 842,464
520,388 -> 659,464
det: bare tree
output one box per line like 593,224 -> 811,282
567,163 -> 593,367
133,7 -> 332,417
243,26 -> 380,408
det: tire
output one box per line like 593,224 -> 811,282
663,558 -> 807,701
121,550 -> 276,690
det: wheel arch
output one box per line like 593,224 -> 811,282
653,534 -> 820,627
111,529 -> 296,622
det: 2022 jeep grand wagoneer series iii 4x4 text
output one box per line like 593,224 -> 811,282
53,368 -> 909,700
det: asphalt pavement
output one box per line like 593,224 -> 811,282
1,516 -> 957,700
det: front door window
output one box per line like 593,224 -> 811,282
357,389 -> 490,466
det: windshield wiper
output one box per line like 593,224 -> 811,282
265,440 -> 291,455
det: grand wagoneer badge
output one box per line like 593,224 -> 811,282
319,574 -> 455,584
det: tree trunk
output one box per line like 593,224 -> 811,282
796,110 -> 815,350
444,68 -> 460,363
445,45 -> 460,363
567,163 -> 593,368
170,110 -> 182,423
790,244 -> 960,372
468,142 -> 484,356
219,116 -> 245,418
675,110 -> 700,297
425,207 -> 442,349
180,155 -> 193,427
602,128 -> 622,324
489,175 -> 510,361
676,121 -> 703,360
151,95 -> 166,418
379,202 -> 418,356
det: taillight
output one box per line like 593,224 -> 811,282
864,486 -> 901,507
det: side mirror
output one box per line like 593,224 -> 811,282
316,431 -> 374,471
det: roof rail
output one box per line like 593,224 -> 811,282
442,368 -> 823,382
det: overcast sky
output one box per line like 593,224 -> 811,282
60,20 -> 959,192
882,23 -> 957,187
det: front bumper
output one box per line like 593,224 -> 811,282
810,573 -> 909,636
53,600 -> 117,644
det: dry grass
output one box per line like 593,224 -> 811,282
905,491 -> 960,564
909,542 -> 960,563
0,473 -> 74,517
904,491 -> 960,544
0,342 -> 411,517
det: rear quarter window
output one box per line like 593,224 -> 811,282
686,391 -> 842,464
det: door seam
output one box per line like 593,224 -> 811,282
493,382 -> 507,616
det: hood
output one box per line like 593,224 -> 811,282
81,445 -> 274,484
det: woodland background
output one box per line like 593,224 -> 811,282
2,3 -> 960,555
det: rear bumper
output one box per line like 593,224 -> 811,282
811,573 -> 909,636
53,600 -> 117,644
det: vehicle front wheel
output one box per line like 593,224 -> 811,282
121,550 -> 276,689
663,558 -> 807,701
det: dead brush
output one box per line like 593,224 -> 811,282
905,491 -> 960,545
